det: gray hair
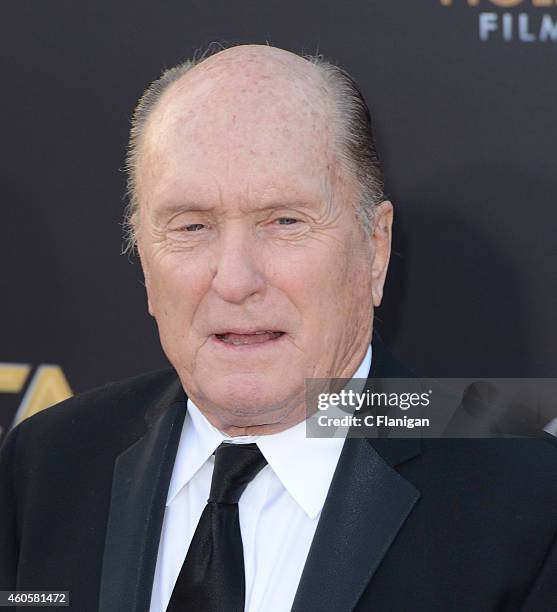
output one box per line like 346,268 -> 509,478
122,46 -> 385,255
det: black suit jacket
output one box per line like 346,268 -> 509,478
1,342 -> 557,611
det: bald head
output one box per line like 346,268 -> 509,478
123,44 -> 384,253
127,44 -> 394,434
144,45 -> 331,149
137,46 -> 335,216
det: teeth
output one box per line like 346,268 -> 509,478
215,331 -> 283,344
216,330 -> 276,336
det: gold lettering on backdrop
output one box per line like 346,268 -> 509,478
1,363 -> 73,433
0,364 -> 31,393
440,0 -> 557,41
440,0 -> 481,6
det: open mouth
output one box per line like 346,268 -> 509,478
214,331 -> 285,346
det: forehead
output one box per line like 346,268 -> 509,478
137,55 -> 339,209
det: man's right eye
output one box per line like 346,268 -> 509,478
183,223 -> 205,232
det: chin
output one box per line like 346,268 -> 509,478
204,375 -> 298,419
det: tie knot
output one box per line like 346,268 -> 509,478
208,443 -> 268,504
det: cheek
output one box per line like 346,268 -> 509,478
146,256 -> 210,325
300,235 -> 374,331
268,244 -> 351,332
267,244 -> 332,297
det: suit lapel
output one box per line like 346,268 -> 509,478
292,339 -> 422,612
98,339 -> 418,612
291,435 -> 420,612
99,385 -> 187,612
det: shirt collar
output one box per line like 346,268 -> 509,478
166,344 -> 372,519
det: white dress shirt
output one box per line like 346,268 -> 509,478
149,344 -> 372,612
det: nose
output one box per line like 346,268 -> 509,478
210,225 -> 267,304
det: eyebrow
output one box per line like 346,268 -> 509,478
151,199 -> 319,222
151,202 -> 211,222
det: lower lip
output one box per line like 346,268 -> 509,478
209,333 -> 287,352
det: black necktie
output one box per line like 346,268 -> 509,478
166,442 -> 268,612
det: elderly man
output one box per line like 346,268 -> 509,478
1,44 -> 557,612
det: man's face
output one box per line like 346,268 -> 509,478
135,49 -> 392,434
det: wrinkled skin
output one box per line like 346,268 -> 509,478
136,45 -> 393,435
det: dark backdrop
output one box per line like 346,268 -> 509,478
1,0 -> 556,437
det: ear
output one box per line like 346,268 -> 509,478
370,200 -> 393,307
136,243 -> 155,318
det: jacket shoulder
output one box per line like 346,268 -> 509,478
4,367 -> 182,452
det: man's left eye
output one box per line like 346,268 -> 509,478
276,217 -> 298,225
